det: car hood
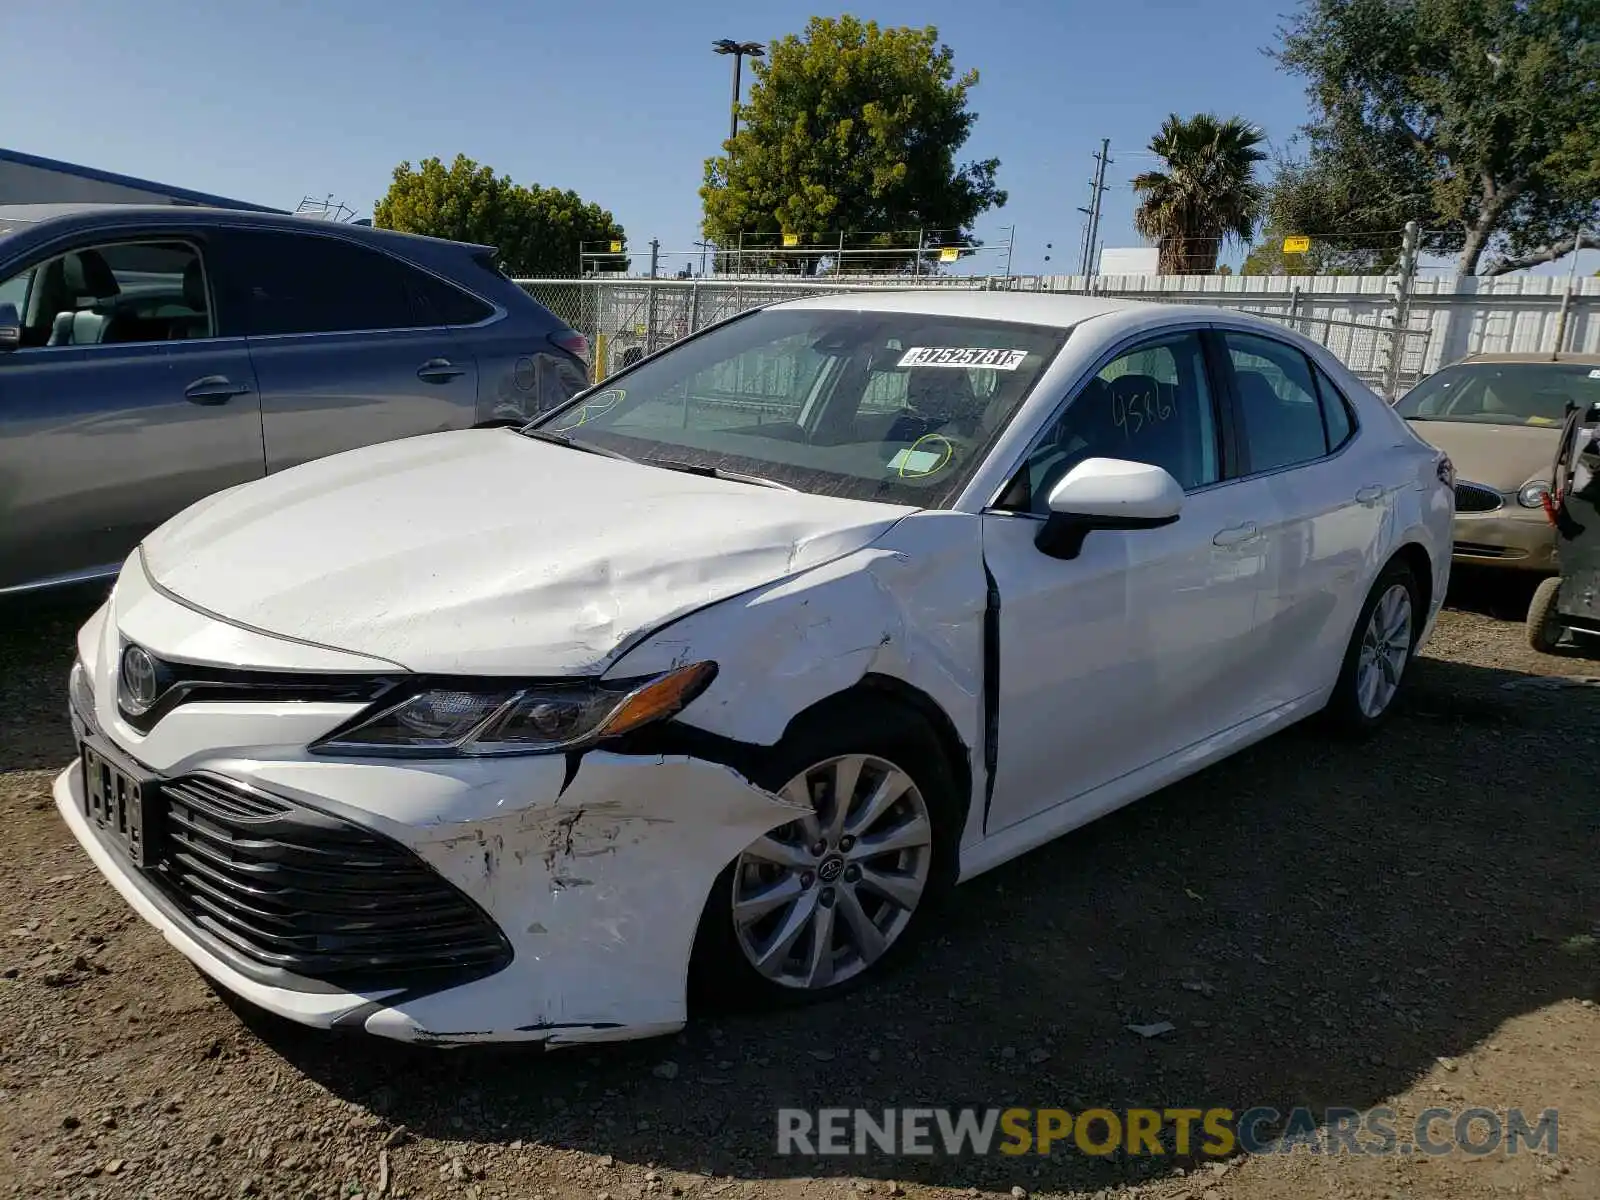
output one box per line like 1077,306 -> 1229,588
1404,419 -> 1560,491
140,429 -> 912,675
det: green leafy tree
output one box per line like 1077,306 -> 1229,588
1241,219 -> 1370,276
1270,0 -> 1600,276
373,154 -> 626,277
1133,114 -> 1267,274
700,16 -> 1005,275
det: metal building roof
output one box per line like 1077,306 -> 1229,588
0,147 -> 284,213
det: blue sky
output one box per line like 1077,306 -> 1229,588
1,1 -> 1590,278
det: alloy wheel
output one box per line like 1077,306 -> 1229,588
731,753 -> 932,990
1356,583 -> 1413,718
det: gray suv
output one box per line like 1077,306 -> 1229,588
0,204 -> 590,595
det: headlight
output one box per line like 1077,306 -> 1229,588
310,662 -> 717,757
1517,480 -> 1551,508
69,657 -> 96,724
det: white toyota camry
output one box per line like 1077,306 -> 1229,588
57,292 -> 1454,1046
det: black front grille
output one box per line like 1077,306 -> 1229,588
151,774 -> 510,988
1454,482 -> 1504,513
115,648 -> 400,734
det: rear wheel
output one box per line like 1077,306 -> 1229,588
690,699 -> 960,1010
1526,576 -> 1565,654
1324,560 -> 1421,734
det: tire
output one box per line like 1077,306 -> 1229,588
1525,576 -> 1565,654
1324,559 -> 1423,735
688,695 -> 962,1012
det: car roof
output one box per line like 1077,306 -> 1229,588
767,288 -> 1210,330
1455,351 -> 1600,367
0,203 -> 493,256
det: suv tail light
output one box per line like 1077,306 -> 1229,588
550,328 -> 589,364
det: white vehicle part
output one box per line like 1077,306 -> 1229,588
137,429 -> 911,676
55,746 -> 808,1045
604,511 -> 991,849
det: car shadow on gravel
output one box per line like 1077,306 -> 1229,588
0,589 -> 107,773
234,652 -> 1598,1196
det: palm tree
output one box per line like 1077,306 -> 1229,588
1133,114 -> 1267,274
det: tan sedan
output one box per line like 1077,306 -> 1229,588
1395,352 -> 1600,572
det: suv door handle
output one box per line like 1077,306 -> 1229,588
1355,485 -> 1385,505
1213,521 -> 1260,548
417,358 -> 466,382
184,375 -> 251,405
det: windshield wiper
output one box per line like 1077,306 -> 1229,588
517,426 -> 635,461
647,459 -> 797,491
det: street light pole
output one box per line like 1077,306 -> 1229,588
712,39 -> 765,146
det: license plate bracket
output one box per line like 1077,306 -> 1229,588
81,741 -> 162,869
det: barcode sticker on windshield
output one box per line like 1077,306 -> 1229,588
898,347 -> 1028,370
1589,369 -> 1600,379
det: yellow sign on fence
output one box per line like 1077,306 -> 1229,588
782,233 -> 800,247
939,247 -> 961,262
608,241 -> 623,253
1282,235 -> 1311,254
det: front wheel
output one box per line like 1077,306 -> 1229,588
689,701 -> 960,1010
1525,576 -> 1564,654
1324,560 -> 1421,735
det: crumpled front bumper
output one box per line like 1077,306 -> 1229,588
56,747 -> 803,1045
57,570 -> 807,1046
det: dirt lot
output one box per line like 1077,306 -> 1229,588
2,582 -> 1596,1200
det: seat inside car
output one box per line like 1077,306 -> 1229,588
884,368 -> 985,442
42,250 -> 121,347
168,259 -> 210,338
1234,369 -> 1309,468
1104,373 -> 1200,487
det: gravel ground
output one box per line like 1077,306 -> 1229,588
1,580 -> 1596,1200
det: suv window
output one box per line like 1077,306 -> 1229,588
1223,331 -> 1331,473
225,230 -> 487,335
0,240 -> 212,348
1016,331 -> 1220,512
410,269 -> 495,326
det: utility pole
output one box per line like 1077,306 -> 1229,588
646,238 -> 662,357
1552,221 -> 1586,359
1076,139 -> 1111,275
712,40 -> 765,147
1384,220 -> 1421,400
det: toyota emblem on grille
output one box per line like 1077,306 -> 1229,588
120,645 -> 160,714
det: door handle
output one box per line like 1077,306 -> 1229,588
417,357 -> 467,382
184,375 -> 251,405
1355,485 -> 1386,505
1212,521 -> 1260,548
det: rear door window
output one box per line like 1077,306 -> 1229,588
1311,363 -> 1356,450
1222,331 -> 1330,473
224,230 -> 443,335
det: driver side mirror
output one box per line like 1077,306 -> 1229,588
1035,457 -> 1183,560
0,302 -> 20,352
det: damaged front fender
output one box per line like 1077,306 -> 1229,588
602,511 -> 990,848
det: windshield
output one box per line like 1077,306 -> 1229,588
528,307 -> 1067,506
1396,362 -> 1600,427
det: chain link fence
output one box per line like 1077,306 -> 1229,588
517,277 -> 1435,396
